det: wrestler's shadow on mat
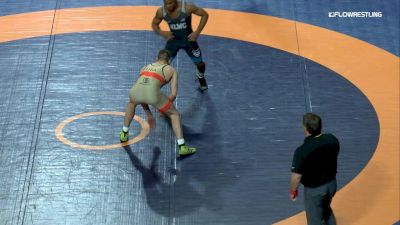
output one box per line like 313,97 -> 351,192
124,144 -> 203,217
123,92 -> 242,217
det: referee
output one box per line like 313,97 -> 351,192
290,113 -> 340,225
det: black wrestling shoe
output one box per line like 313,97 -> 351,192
197,77 -> 208,91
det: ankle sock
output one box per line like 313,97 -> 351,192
177,138 -> 185,146
122,126 -> 129,132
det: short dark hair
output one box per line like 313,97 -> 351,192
302,113 -> 322,135
157,49 -> 171,61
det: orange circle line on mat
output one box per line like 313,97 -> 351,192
1,6 -> 398,225
54,111 -> 150,150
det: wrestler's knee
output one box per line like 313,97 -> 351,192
196,61 -> 206,72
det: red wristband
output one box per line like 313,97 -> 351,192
290,189 -> 298,199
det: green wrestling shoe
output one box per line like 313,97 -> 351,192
179,145 -> 196,156
119,130 -> 128,142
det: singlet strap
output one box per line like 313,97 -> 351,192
161,65 -> 169,81
162,6 -> 166,18
181,0 -> 186,13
